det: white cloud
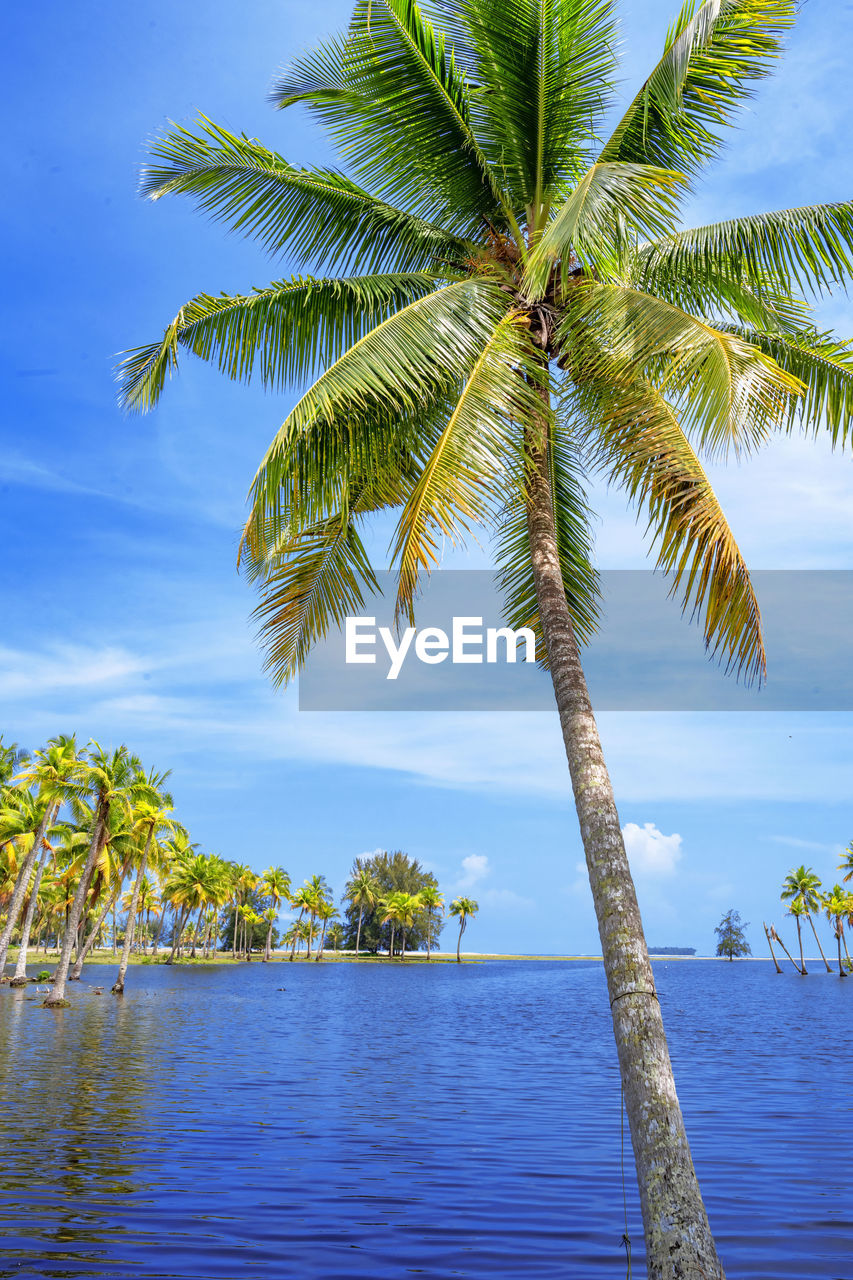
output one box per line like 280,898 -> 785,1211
622,822 -> 683,876
482,887 -> 535,911
456,853 -> 490,889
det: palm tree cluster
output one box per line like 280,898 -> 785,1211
0,734 -> 294,1001
342,850 -> 477,961
764,860 -> 853,977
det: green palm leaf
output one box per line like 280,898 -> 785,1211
526,161 -> 686,290
118,271 -> 443,411
390,312 -> 544,617
599,0 -> 795,174
141,117 -> 473,272
440,0 -> 618,211
636,202 -> 853,299
581,376 -> 765,679
273,0 -> 512,235
246,279 -> 511,543
719,326 -> 853,445
563,280 -> 802,455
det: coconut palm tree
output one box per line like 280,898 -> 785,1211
163,852 -> 223,964
112,770 -> 177,994
389,891 -> 421,958
314,897 -> 338,961
0,734 -> 79,977
449,896 -> 478,962
839,843 -> 853,884
121,2 -> 853,1270
784,899 -> 809,975
782,865 -> 831,973
327,922 -> 344,953
821,886 -> 851,978
45,744 -> 143,1006
261,865 -> 291,959
418,884 -> 444,961
345,867 -> 379,958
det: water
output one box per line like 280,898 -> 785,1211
0,959 -> 850,1279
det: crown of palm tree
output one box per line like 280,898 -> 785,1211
121,0 -> 853,688
781,864 -> 823,913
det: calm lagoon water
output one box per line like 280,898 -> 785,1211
0,959 -> 850,1280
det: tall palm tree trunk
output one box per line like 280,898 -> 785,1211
794,917 -> 807,974
806,912 -> 832,973
770,926 -> 803,974
165,905 -> 191,964
455,919 -> 463,963
44,817 -> 105,1006
112,831 -> 153,994
763,923 -> 783,974
9,841 -> 52,986
835,928 -> 847,977
355,905 -> 364,958
525,441 -> 724,1280
71,861 -> 132,980
0,802 -> 56,974
426,909 -> 432,961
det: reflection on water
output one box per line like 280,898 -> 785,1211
0,961 -> 850,1278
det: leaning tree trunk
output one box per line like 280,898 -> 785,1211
71,858 -> 132,980
455,920 -> 463,963
763,923 -> 783,974
525,438 -> 724,1279
835,928 -> 847,977
770,926 -> 802,974
44,816 -> 105,1006
806,912 -> 832,973
355,905 -> 364,958
794,917 -> 807,974
0,802 -> 57,974
165,905 -> 191,965
9,840 -> 53,986
112,830 -> 153,995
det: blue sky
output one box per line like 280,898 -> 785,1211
2,0 -> 852,954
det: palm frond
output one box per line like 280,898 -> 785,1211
273,0 -> 512,235
141,117 -> 474,272
439,0 -> 618,210
494,413 -> 600,658
580,377 -> 765,681
636,202 -> 853,299
525,161 -> 686,291
390,312 -> 544,618
562,280 -> 802,456
118,271 -> 443,412
245,279 -> 511,547
719,326 -> 853,444
600,0 -> 795,174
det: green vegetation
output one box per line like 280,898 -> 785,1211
764,861 -> 853,976
714,910 -> 752,960
0,735 -> 474,994
119,0 -> 853,1269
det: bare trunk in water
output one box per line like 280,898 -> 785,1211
9,840 -> 53,986
71,859 -> 131,980
806,912 -> 832,973
0,802 -> 57,974
763,923 -> 783,974
44,815 -> 105,1006
525,431 -> 724,1280
112,831 -> 153,994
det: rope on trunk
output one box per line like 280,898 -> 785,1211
610,987 -> 658,1007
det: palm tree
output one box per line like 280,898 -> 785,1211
163,853 -> 223,965
821,886 -> 851,978
418,884 -> 444,961
782,865 -> 831,973
390,892 -> 421,958
449,897 -> 478,963
345,867 -> 379,958
45,744 -> 142,1006
839,843 -> 853,884
0,734 -> 79,977
379,893 -> 403,958
112,770 -> 176,994
784,899 -> 809,975
327,922 -> 344,953
768,923 -> 802,975
315,898 -> 338,961
122,3 -> 853,1270
261,865 -> 291,960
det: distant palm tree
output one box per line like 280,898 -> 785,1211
345,868 -> 379,958
46,743 -> 142,1007
418,884 -> 444,961
449,897 -> 478,963
261,865 -> 291,960
315,898 -> 338,961
782,865 -> 831,973
821,886 -> 851,977
839,843 -> 853,884
0,734 -> 79,978
112,769 -> 176,994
